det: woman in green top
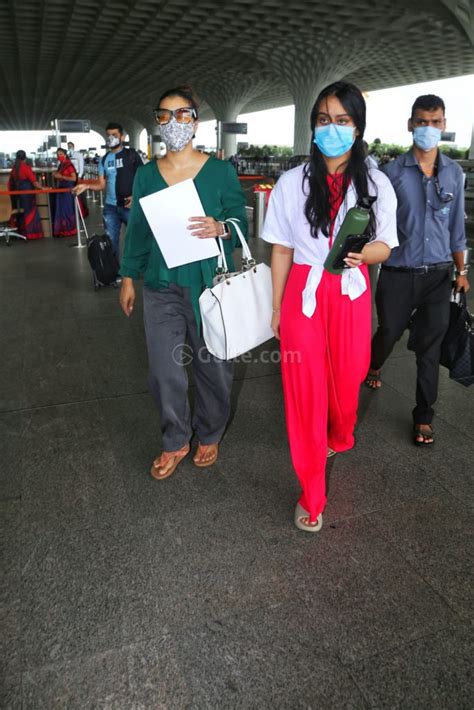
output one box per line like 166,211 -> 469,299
120,86 -> 247,480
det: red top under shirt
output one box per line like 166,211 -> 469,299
327,172 -> 347,247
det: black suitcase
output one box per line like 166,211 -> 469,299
87,234 -> 119,290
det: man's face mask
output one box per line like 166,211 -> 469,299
159,117 -> 195,153
412,126 -> 441,152
106,135 -> 121,148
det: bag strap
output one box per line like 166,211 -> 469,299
216,237 -> 229,274
224,218 -> 254,264
214,218 -> 253,277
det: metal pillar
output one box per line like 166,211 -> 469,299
254,191 -> 266,239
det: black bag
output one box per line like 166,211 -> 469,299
440,291 -> 474,387
87,233 -> 119,289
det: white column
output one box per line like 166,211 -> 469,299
205,101 -> 241,159
127,123 -> 144,151
146,124 -> 162,159
292,89 -> 320,156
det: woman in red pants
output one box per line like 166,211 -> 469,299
262,81 -> 398,532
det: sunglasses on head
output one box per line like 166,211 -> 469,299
153,107 -> 197,125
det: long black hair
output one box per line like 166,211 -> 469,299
303,81 -> 376,239
14,149 -> 26,175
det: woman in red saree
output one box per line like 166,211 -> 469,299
8,150 -> 44,240
52,148 -> 77,237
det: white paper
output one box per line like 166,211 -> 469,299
139,179 -> 220,268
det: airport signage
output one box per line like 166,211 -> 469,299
222,122 -> 247,134
56,119 -> 91,133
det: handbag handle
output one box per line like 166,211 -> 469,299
215,218 -> 253,275
225,218 -> 255,265
216,237 -> 229,275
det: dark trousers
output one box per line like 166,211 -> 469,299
143,285 -> 234,451
370,267 -> 452,424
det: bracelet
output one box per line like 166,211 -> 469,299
455,268 -> 469,276
272,307 -> 281,313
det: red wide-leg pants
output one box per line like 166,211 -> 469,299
280,264 -> 372,523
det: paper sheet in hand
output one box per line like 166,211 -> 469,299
139,178 -> 220,268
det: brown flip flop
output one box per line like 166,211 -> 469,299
193,443 -> 219,468
150,444 -> 190,480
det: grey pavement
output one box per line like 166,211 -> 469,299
1,208 -> 473,709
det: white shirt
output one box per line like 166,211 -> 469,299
261,164 -> 398,316
69,150 -> 84,178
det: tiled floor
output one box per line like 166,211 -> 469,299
1,209 -> 473,708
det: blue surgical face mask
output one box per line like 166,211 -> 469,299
313,124 -> 356,158
413,126 -> 441,152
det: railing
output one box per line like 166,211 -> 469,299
0,187 -> 88,247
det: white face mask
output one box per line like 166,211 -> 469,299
106,135 -> 121,148
159,117 -> 194,152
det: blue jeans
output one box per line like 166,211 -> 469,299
103,204 -> 130,260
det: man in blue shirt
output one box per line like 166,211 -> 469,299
74,122 -> 143,261
366,95 -> 469,445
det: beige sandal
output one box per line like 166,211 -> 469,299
294,502 -> 323,533
193,443 -> 219,468
150,444 -> 190,481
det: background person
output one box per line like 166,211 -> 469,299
68,141 -> 88,218
262,81 -> 398,532
7,150 -> 44,240
52,147 -> 77,237
119,86 -> 247,480
74,123 -> 143,261
67,141 -> 84,178
366,94 -> 469,445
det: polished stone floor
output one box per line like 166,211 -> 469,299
1,209 -> 473,708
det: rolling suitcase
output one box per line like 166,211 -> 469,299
87,233 -> 120,290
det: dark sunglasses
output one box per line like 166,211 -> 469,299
153,107 -> 197,126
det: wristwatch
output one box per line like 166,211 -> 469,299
218,221 -> 230,237
455,268 -> 469,276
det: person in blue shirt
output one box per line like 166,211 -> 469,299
366,95 -> 470,446
74,122 -> 143,261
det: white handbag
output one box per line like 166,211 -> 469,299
199,218 -> 274,360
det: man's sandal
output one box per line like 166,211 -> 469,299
150,444 -> 190,480
193,443 -> 219,468
294,503 -> 323,533
365,370 -> 382,389
413,425 -> 434,446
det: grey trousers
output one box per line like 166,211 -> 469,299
143,285 -> 234,451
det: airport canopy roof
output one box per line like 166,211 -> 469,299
1,0 -> 473,149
